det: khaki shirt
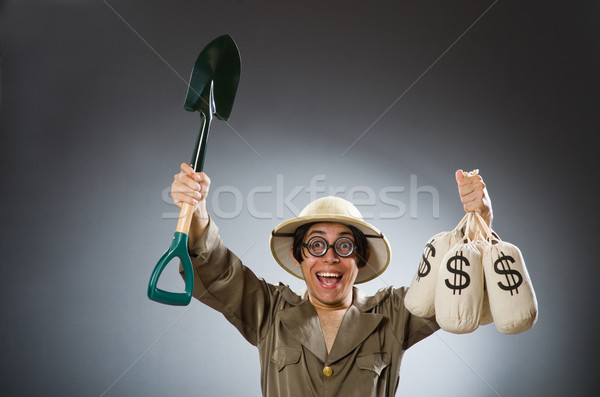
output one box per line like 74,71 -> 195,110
184,220 -> 439,397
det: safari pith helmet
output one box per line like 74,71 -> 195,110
269,196 -> 391,284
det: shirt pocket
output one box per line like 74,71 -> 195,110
356,352 -> 391,376
271,347 -> 302,372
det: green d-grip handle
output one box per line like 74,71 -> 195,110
148,202 -> 196,305
147,232 -> 193,305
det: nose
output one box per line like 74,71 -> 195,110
321,245 -> 340,263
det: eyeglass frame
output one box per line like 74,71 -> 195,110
301,236 -> 356,258
272,227 -> 383,269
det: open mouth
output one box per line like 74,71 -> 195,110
316,272 -> 343,287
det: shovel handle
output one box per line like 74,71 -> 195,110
148,203 -> 196,306
148,113 -> 208,307
148,81 -> 214,306
176,202 -> 195,234
148,231 -> 194,306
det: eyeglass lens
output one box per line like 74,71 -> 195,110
305,236 -> 355,257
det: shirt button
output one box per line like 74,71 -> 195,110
323,366 -> 333,377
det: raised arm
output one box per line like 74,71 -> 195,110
170,162 -> 278,345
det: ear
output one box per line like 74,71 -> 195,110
290,246 -> 302,268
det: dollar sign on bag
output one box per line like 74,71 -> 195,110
445,250 -> 470,295
417,241 -> 435,281
494,251 -> 522,295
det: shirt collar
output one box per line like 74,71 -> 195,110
280,284 -> 386,312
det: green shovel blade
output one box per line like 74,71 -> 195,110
183,34 -> 241,120
147,232 -> 193,306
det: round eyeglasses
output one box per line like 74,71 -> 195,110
302,236 -> 355,258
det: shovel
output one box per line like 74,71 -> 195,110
147,34 -> 241,306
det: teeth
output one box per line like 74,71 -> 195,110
317,272 -> 341,278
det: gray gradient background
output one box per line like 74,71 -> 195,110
0,1 -> 597,396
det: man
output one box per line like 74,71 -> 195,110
171,163 -> 492,397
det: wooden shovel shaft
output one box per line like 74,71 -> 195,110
175,202 -> 195,234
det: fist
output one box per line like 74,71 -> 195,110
455,169 -> 493,226
171,162 -> 211,216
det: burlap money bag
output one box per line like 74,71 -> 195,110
435,240 -> 484,334
479,283 -> 493,326
405,214 -> 468,317
475,238 -> 493,326
482,238 -> 538,334
405,231 -> 458,317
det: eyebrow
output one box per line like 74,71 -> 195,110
307,230 -> 353,238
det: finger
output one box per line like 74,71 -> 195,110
460,173 -> 483,187
194,171 -> 211,186
458,175 -> 484,196
171,181 -> 201,201
171,184 -> 200,206
172,193 -> 199,207
173,164 -> 211,207
180,162 -> 195,176
173,172 -> 211,201
464,201 -> 484,213
196,172 -> 211,199
172,176 -> 201,206
174,172 -> 202,193
460,189 -> 484,207
459,187 -> 485,210
180,163 -> 210,185
455,169 -> 464,184
176,163 -> 201,191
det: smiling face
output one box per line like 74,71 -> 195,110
291,222 -> 363,310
